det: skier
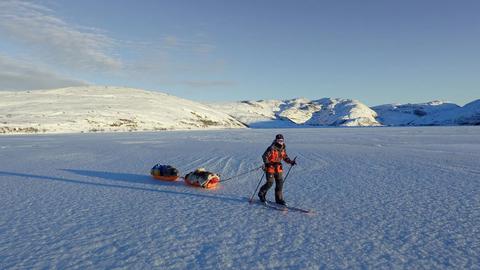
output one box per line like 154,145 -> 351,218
258,134 -> 296,205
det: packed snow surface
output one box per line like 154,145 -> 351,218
1,127 -> 479,269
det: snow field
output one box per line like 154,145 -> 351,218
0,127 -> 479,269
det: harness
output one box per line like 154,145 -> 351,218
265,146 -> 286,173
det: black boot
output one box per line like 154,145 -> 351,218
258,192 -> 266,203
258,175 -> 273,203
276,199 -> 287,206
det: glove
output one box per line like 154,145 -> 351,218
290,160 -> 297,166
262,164 -> 267,171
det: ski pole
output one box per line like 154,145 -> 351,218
248,172 -> 265,203
283,156 -> 297,184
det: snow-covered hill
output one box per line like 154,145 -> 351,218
0,86 -> 478,135
455,99 -> 480,125
373,100 -> 480,126
211,98 -> 380,128
0,86 -> 245,134
372,101 -> 460,126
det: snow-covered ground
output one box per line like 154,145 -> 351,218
1,127 -> 479,269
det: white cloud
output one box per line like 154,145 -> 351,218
0,0 -> 121,71
0,54 -> 87,90
0,1 -> 229,91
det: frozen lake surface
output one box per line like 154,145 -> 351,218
1,127 -> 479,269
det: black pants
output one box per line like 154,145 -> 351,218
258,172 -> 284,202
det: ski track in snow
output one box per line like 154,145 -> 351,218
0,127 -> 479,269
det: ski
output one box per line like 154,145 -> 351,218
249,198 -> 313,214
249,198 -> 287,212
285,205 -> 313,214
262,201 -> 288,212
266,200 -> 313,214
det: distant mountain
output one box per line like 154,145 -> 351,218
211,98 -> 380,127
410,99 -> 480,126
456,99 -> 480,125
0,86 -> 245,134
372,101 -> 460,126
0,86 -> 478,135
373,100 -> 480,126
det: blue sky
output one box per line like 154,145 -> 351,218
0,0 -> 478,105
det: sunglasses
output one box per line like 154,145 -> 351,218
276,139 -> 284,142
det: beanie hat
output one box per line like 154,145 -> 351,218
275,134 -> 284,140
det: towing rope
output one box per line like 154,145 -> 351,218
220,166 -> 263,183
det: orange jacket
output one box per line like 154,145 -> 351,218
262,142 -> 292,173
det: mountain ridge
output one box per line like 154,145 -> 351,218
0,86 -> 245,134
0,86 -> 478,134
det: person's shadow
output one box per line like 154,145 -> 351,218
0,169 -> 245,205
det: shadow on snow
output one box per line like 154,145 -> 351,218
0,169 -> 246,205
